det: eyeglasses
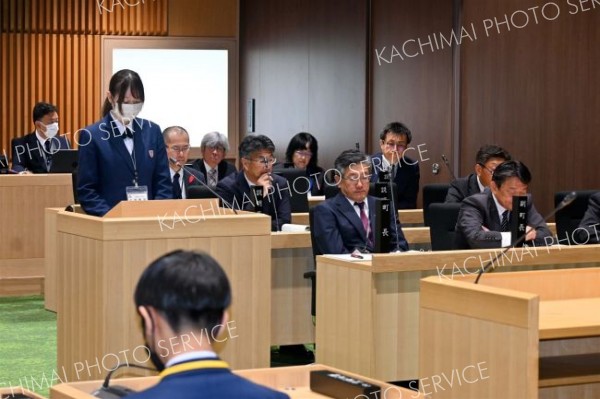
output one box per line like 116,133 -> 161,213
384,141 -> 407,150
342,175 -> 370,184
208,146 -> 225,153
478,163 -> 496,175
295,150 -> 313,158
169,145 -> 190,153
248,156 -> 276,166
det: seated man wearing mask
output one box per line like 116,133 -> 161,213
130,250 -> 289,399
312,149 -> 409,254
455,160 -> 552,249
11,102 -> 70,173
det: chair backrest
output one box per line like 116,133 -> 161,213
324,184 -> 339,199
308,207 -> 320,258
554,190 -> 598,241
272,168 -> 309,212
428,202 -> 462,251
187,186 -> 219,200
423,183 -> 451,226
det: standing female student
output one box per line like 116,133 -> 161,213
77,69 -> 172,216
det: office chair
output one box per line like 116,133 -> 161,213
554,190 -> 598,243
423,183 -> 451,226
303,207 -> 318,317
428,202 -> 462,251
187,186 -> 219,199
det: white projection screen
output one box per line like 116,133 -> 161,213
102,37 -> 238,148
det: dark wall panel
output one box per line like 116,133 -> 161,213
240,0 -> 367,169
371,0 -> 455,197
460,0 -> 600,214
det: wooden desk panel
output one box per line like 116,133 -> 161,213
0,174 -> 73,296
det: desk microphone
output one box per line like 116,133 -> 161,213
474,191 -> 577,284
441,154 -> 457,181
92,363 -> 156,398
169,158 -> 238,214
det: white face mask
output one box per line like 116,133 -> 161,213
44,122 -> 59,138
113,102 -> 143,124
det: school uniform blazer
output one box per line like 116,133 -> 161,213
312,193 -> 409,254
77,114 -> 172,216
215,171 -> 291,231
455,191 -> 553,249
445,173 -> 481,203
370,152 -> 420,209
11,131 -> 70,173
126,358 -> 289,399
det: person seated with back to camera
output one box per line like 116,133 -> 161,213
281,132 -> 325,196
455,160 -> 553,249
128,249 -> 289,399
312,149 -> 409,255
216,134 -> 291,231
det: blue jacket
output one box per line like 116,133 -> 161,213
370,152 -> 420,209
77,114 -> 172,216
127,359 -> 289,399
312,193 -> 409,254
11,131 -> 70,173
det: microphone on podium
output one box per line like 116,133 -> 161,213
474,191 -> 577,284
168,157 -> 238,214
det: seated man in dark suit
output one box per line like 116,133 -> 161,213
216,134 -> 291,231
163,126 -> 205,199
130,250 -> 289,399
11,102 -> 70,173
313,149 -> 409,254
369,122 -> 420,209
445,144 -> 511,203
191,131 -> 236,188
455,160 -> 552,249
574,192 -> 600,244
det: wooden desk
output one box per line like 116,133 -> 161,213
0,174 -> 73,296
316,244 -> 600,382
420,268 -> 600,399
48,200 -> 272,382
50,364 -> 423,399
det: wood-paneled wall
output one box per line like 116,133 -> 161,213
240,0 -> 367,168
1,0 -> 238,162
460,0 -> 600,214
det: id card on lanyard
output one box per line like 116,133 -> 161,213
125,133 -> 149,201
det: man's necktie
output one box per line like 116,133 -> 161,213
173,172 -> 182,199
355,201 -> 373,246
501,210 -> 510,232
208,169 -> 218,188
44,140 -> 52,171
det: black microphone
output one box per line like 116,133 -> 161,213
441,154 -> 457,181
474,191 -> 577,284
169,158 -> 238,214
92,363 -> 156,398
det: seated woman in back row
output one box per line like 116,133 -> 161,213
284,132 -> 324,196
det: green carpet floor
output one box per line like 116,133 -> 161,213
0,296 -> 57,397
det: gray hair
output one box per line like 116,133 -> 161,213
201,131 -> 230,152
334,149 -> 372,176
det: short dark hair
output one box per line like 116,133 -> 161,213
239,134 -> 275,159
476,145 -> 511,165
102,69 -> 145,117
334,149 -> 371,176
379,122 -> 412,144
285,132 -> 319,170
134,250 -> 231,334
32,102 -> 58,123
162,126 -> 189,143
492,160 -> 531,188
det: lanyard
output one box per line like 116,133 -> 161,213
159,360 -> 229,380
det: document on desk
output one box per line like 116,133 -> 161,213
324,254 -> 373,262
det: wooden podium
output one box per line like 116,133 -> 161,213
47,199 -> 272,382
50,364 -> 423,398
420,268 -> 600,399
316,246 -> 600,382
